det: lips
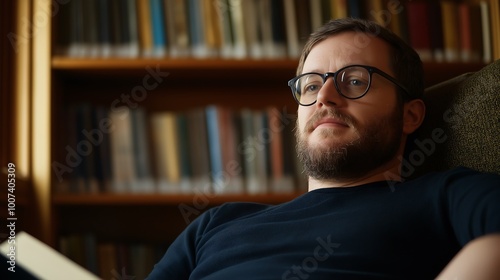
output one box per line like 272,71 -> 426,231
313,118 -> 349,130
313,118 -> 349,129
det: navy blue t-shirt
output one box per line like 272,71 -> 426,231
147,167 -> 500,279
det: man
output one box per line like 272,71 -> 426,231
147,18 -> 500,279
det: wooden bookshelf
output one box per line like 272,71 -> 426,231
52,192 -> 302,206
8,0 -> 498,278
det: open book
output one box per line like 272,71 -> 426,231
0,231 -> 99,280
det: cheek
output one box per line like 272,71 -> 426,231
297,107 -> 311,132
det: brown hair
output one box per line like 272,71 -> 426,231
296,18 -> 423,101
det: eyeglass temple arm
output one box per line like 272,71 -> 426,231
372,69 -> 411,97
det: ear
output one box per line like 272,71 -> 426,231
402,99 -> 426,135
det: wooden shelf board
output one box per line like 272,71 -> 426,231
52,57 -> 486,86
52,57 -> 298,70
52,192 -> 302,206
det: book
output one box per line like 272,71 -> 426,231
229,0 -> 247,58
187,108 -> 212,193
256,0 -> 274,58
469,3 -> 485,62
220,107 -> 244,193
80,104 -> 100,194
441,1 -> 460,62
252,110 -> 269,194
176,112 -> 194,193
125,0 -> 140,57
109,109 -> 137,193
310,0 -> 324,31
137,0 -> 154,56
110,0 -> 125,56
283,0 -> 300,58
267,107 -> 294,193
97,243 -> 117,280
407,1 -> 433,61
150,112 -> 181,193
458,3 -> 472,62
347,0 -> 362,19
387,1 -> 409,44
164,0 -> 191,57
96,0 -> 112,57
240,109 -> 259,193
490,0 -> 500,60
130,108 -> 155,193
269,0 -> 287,58
479,1 -> 492,63
0,231 -> 99,280
330,0 -> 348,19
242,0 -> 263,58
294,0 -> 312,48
64,105 -> 85,193
94,106 -> 114,193
150,0 -> 168,57
206,106 -> 226,193
188,0 -> 209,57
203,0 -> 223,56
216,0 -> 235,58
428,1 -> 445,62
82,0 -> 99,57
364,0 -> 385,26
67,0 -> 85,57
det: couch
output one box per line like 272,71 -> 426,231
409,59 -> 500,179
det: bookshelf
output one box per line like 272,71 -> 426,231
12,0 -> 499,278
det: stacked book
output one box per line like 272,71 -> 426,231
54,0 -> 498,62
55,104 -> 307,195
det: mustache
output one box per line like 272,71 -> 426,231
304,108 -> 356,132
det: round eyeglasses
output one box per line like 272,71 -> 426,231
287,64 -> 410,106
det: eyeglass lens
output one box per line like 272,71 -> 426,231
293,66 -> 371,105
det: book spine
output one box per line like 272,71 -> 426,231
206,106 -> 224,193
441,1 -> 460,62
150,0 -> 168,57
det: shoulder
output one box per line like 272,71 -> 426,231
396,167 -> 500,210
409,166 -> 500,189
412,167 -> 500,244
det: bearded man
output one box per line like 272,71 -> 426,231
147,18 -> 500,280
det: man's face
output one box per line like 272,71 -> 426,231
296,32 -> 404,180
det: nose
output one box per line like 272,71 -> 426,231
315,77 -> 346,108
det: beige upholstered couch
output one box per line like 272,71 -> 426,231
409,59 -> 500,179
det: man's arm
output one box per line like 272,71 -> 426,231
437,234 -> 500,280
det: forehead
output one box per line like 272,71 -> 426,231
302,32 -> 393,74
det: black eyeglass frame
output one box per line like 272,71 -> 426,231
287,64 -> 411,106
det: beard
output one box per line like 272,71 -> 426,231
295,105 -> 403,181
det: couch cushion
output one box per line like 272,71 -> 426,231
408,59 -> 500,179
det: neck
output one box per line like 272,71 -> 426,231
307,159 -> 402,191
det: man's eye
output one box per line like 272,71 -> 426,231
303,83 -> 321,94
346,78 -> 367,87
349,79 -> 363,86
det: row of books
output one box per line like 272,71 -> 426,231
54,0 -> 497,62
56,104 -> 307,195
403,0 -> 495,63
59,233 -> 165,280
